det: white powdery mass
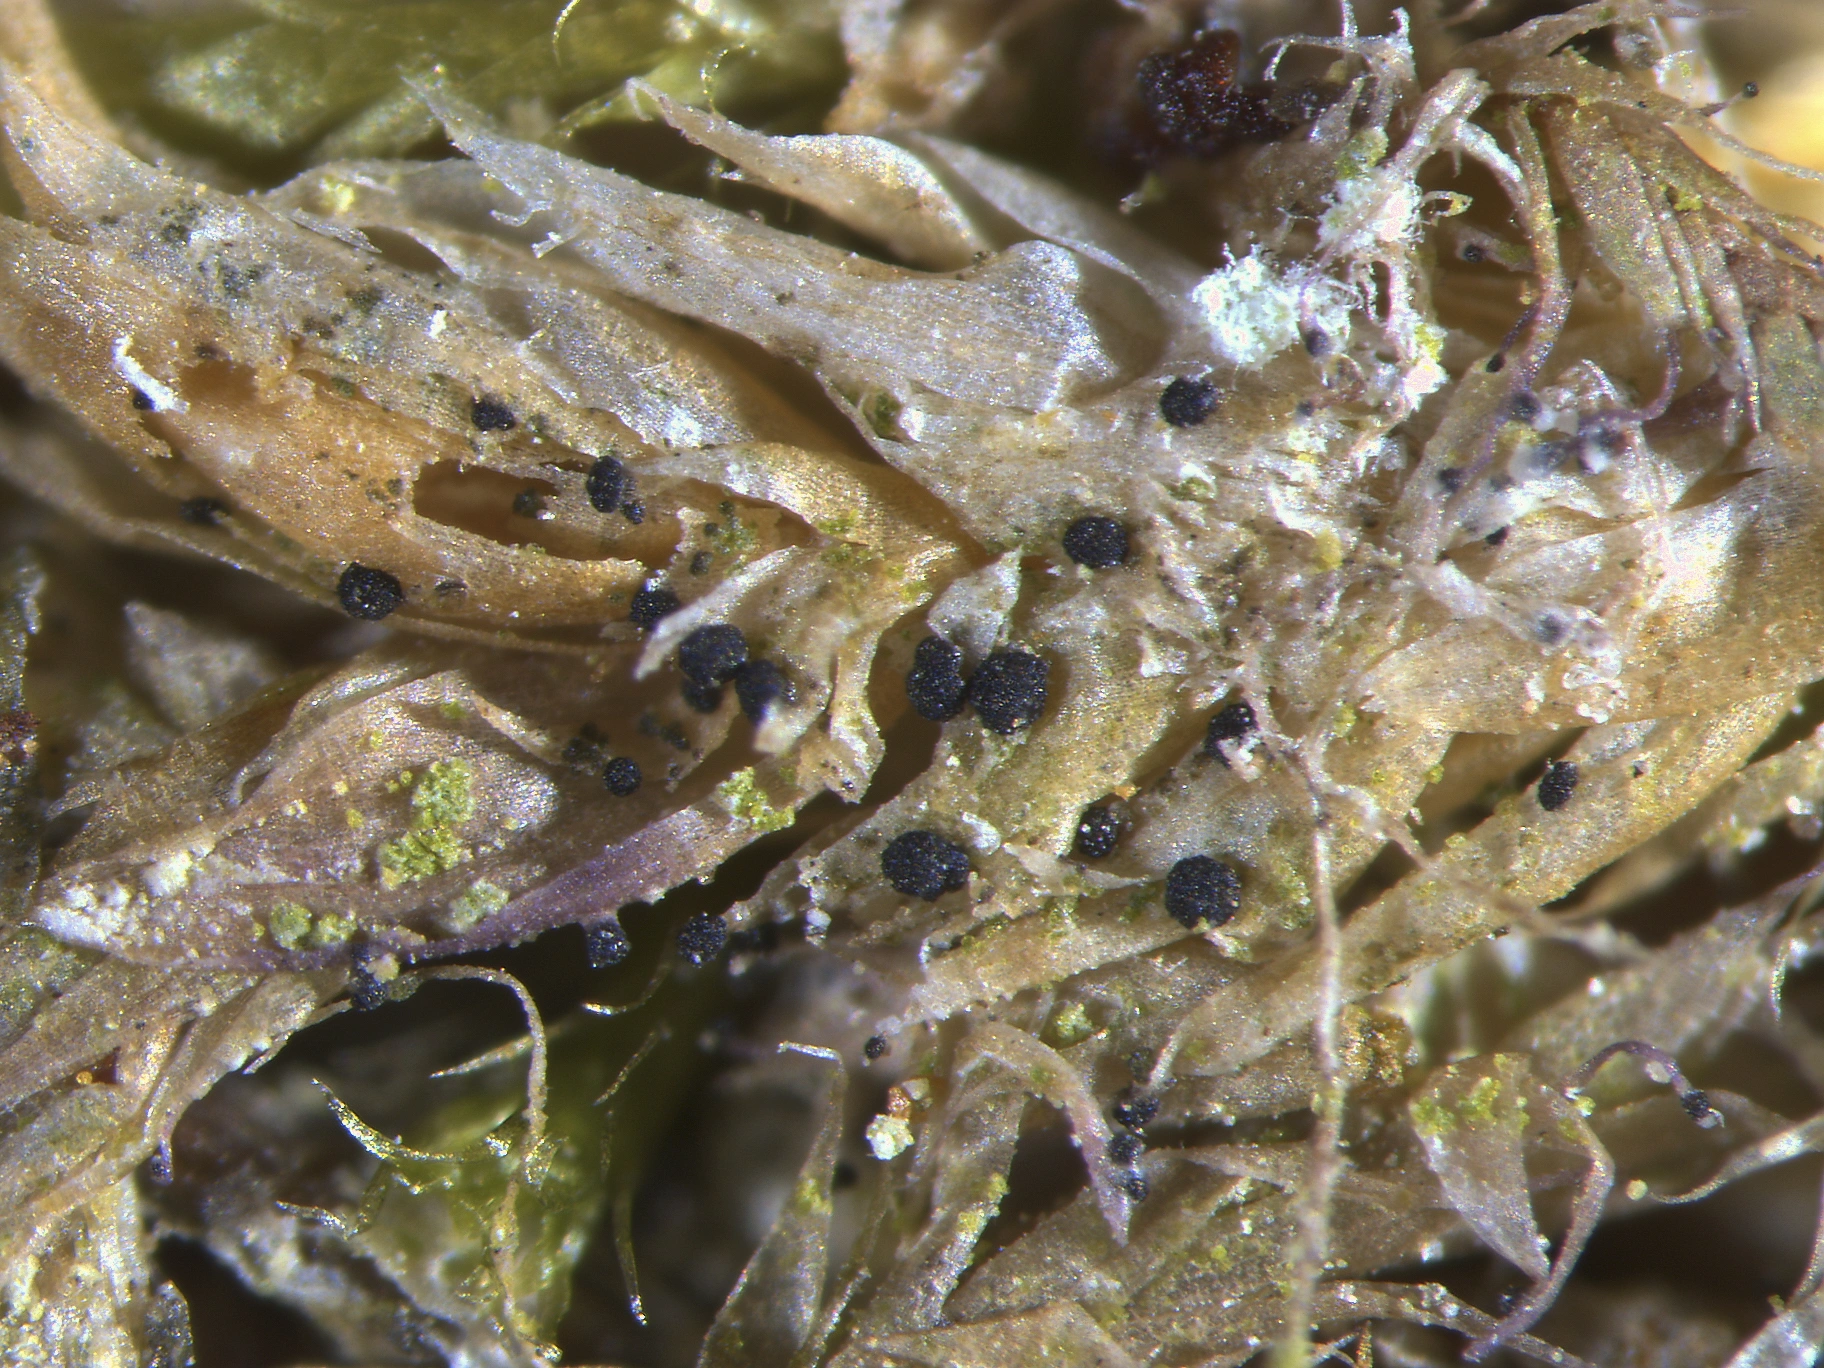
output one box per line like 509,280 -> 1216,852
1191,250 -> 1355,368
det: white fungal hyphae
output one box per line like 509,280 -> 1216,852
1192,249 -> 1356,367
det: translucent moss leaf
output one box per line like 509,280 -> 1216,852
132,0 -> 844,159
1409,1054 -> 1549,1279
698,1046 -> 844,1367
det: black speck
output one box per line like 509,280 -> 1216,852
677,912 -> 728,967
629,583 -> 680,630
681,680 -> 723,713
1536,613 -> 1569,647
1302,327 -> 1333,357
621,498 -> 645,524
336,563 -> 404,620
1506,390 -> 1542,424
586,456 -> 626,513
1164,855 -> 1241,928
832,1160 -> 859,1189
1204,701 -> 1257,760
967,649 -> 1049,734
1116,1171 -> 1149,1202
511,488 -> 546,518
1112,1093 -> 1158,1130
1485,526 -> 1509,547
1680,1087 -> 1715,1121
880,829 -> 970,901
906,635 -> 967,722
470,396 -> 517,432
1062,515 -> 1130,569
561,732 -> 603,771
728,922 -> 780,954
1538,759 -> 1579,811
1486,353 -> 1507,374
435,579 -> 467,597
1108,1131 -> 1143,1164
1075,803 -> 1122,860
603,757 -> 642,796
129,387 -> 154,411
585,920 -> 631,968
689,550 -> 713,575
1743,80 -> 1760,98
734,659 -> 792,723
1160,376 -> 1219,427
678,624 -> 748,686
1437,467 -> 1465,494
1461,242 -> 1487,263
638,713 -> 690,750
178,496 -> 227,526
864,1035 -> 889,1061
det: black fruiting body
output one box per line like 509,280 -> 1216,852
587,456 -> 627,513
678,624 -> 748,687
864,1035 -> 889,1061
1160,376 -> 1219,427
349,959 -> 388,1012
734,660 -> 792,722
585,921 -> 631,968
677,912 -> 728,966
968,649 -> 1049,734
880,830 -> 971,901
1116,1171 -> 1150,1201
1164,855 -> 1242,927
1062,515 -> 1130,569
470,396 -> 517,431
1538,759 -> 1579,811
906,635 -> 967,721
336,563 -> 404,620
1075,804 -> 1122,860
1108,1131 -> 1143,1164
629,583 -> 680,630
1203,701 -> 1257,763
1112,1093 -> 1159,1129
603,757 -> 642,797
681,681 -> 724,713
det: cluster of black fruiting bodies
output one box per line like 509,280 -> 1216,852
888,673 -> 1254,928
560,725 -> 645,797
331,401 -> 648,621
904,637 -> 1051,733
672,623 -> 794,721
1107,1091 -> 1159,1202
585,911 -> 779,973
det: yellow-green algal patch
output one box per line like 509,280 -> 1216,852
378,759 -> 476,888
269,901 -> 356,950
715,768 -> 794,833
441,878 -> 509,934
